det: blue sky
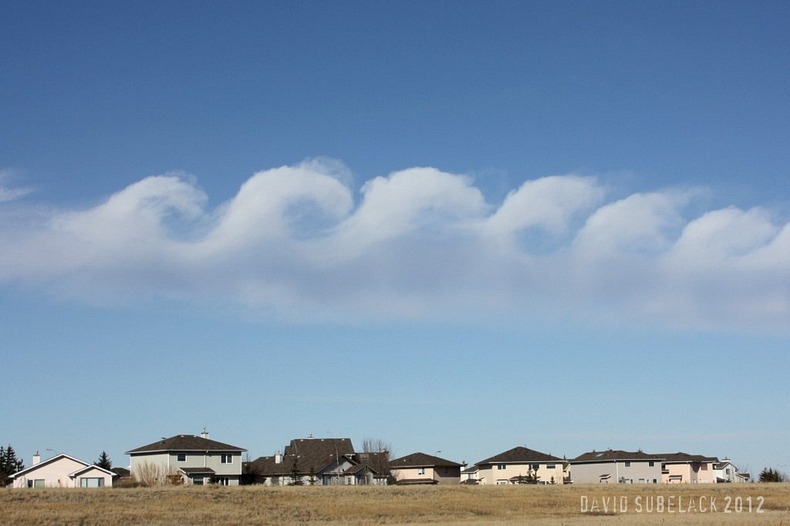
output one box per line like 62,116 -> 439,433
2,0 -> 789,477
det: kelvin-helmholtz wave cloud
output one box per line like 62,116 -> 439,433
1,159 -> 788,330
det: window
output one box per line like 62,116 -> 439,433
497,464 -> 506,470
546,464 -> 556,469
80,478 -> 104,488
33,479 -> 45,488
221,454 -> 233,464
649,461 -> 654,467
624,461 -> 631,467
418,468 -> 425,475
177,453 -> 186,462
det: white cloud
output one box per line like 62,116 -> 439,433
0,170 -> 34,202
1,159 -> 788,331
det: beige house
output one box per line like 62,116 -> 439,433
126,431 -> 246,485
570,450 -> 663,484
474,446 -> 567,485
9,452 -> 114,488
659,452 -> 718,483
389,452 -> 463,485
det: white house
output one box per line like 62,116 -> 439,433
714,458 -> 750,483
9,452 -> 115,488
126,430 -> 246,485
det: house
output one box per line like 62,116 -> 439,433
247,437 -> 390,486
714,458 -> 750,483
389,452 -> 463,485
659,452 -> 718,483
570,450 -> 663,484
9,452 -> 114,488
461,464 -> 480,484
474,446 -> 567,485
126,430 -> 246,485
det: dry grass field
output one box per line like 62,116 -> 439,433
2,483 -> 790,525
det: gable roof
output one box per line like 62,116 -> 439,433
390,452 -> 462,468
478,446 -> 564,466
126,434 -> 246,454
572,449 -> 665,463
282,437 -> 355,473
250,437 -> 357,478
70,464 -> 116,478
9,453 -> 88,480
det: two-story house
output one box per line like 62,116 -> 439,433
126,431 -> 246,485
659,452 -> 718,483
570,449 -> 663,483
389,452 -> 463,485
474,446 -> 567,485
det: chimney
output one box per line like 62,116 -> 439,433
33,451 -> 41,465
200,428 -> 209,439
275,451 -> 282,464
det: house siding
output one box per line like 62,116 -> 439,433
478,462 -> 565,485
571,461 -> 662,484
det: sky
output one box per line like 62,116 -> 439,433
1,0 -> 789,478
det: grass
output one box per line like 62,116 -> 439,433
2,483 -> 790,525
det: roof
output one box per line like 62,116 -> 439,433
572,450 -> 665,463
390,452 -> 463,468
179,467 -> 216,475
70,464 -> 116,478
478,446 -> 564,466
9,453 -> 89,479
657,452 -> 719,463
344,463 -> 380,476
283,437 -> 355,473
126,434 -> 246,454
250,437 -> 356,477
395,478 -> 438,485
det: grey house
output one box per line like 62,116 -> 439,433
570,449 -> 664,484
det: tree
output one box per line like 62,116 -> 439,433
361,437 -> 392,482
95,451 -> 112,470
759,467 -> 786,482
0,445 -> 25,486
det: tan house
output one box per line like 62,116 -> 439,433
126,431 -> 246,485
474,446 -> 567,485
389,452 -> 463,485
570,450 -> 663,484
9,452 -> 115,488
659,452 -> 718,483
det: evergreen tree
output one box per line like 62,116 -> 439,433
0,445 -> 25,486
95,451 -> 112,470
759,467 -> 786,482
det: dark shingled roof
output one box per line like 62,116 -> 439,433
179,466 -> 215,475
251,438 -> 356,477
572,450 -> 665,463
390,452 -> 463,468
126,434 -> 246,454
478,446 -> 564,465
656,452 -> 719,463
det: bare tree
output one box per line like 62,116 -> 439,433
134,462 -> 177,486
361,438 -> 392,483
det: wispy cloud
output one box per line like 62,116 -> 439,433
0,170 -> 34,202
1,159 -> 788,331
